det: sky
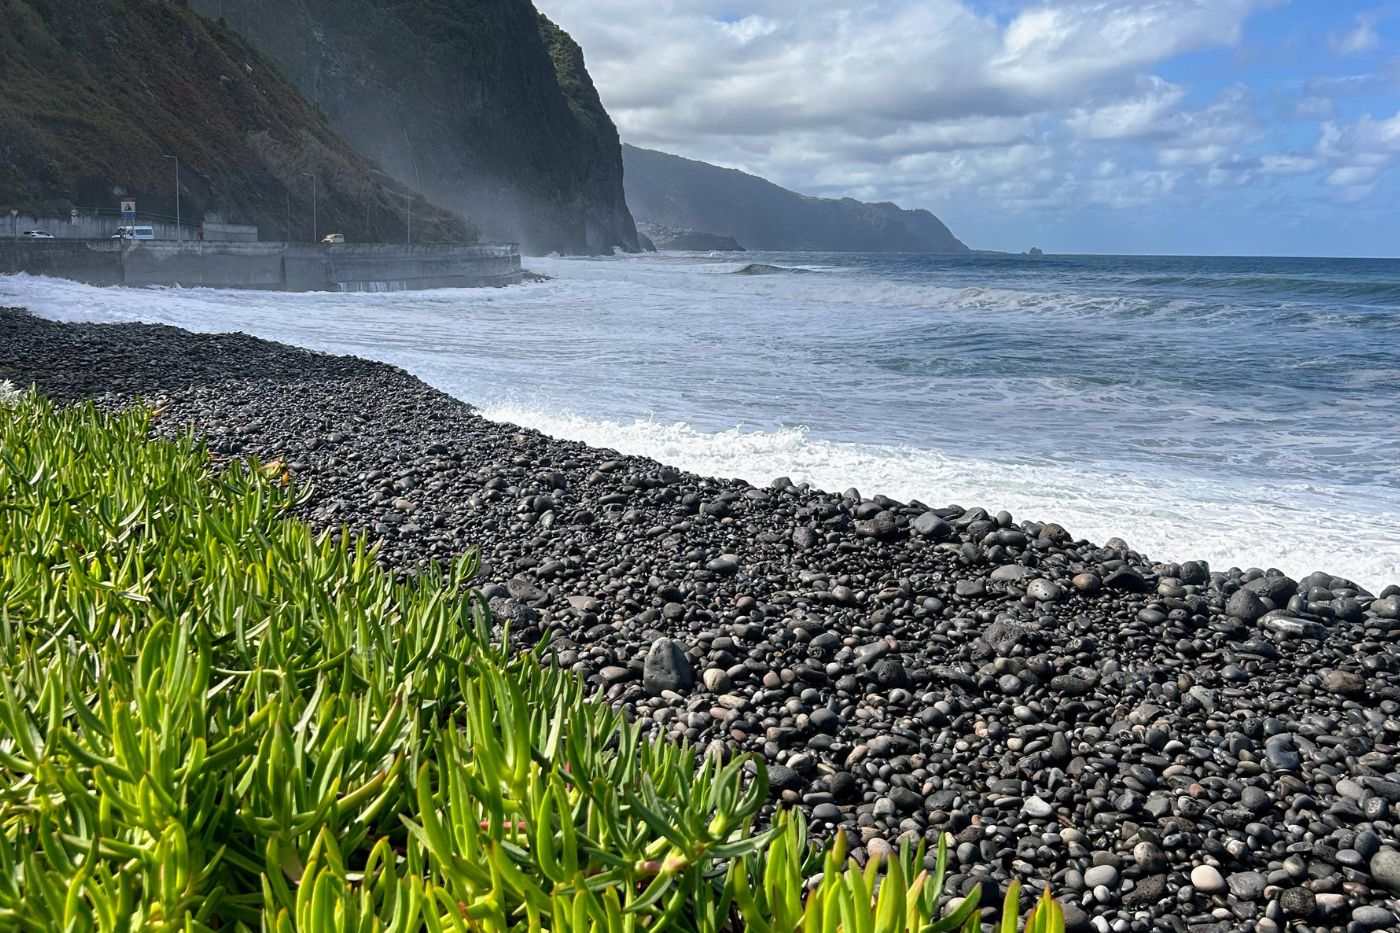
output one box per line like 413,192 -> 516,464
535,1 -> 1400,256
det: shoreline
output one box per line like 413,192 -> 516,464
3,306 -> 1400,928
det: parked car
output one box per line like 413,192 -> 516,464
321,233 -> 345,245
20,230 -> 54,239
112,225 -> 156,241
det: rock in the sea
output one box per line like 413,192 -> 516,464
643,637 -> 694,695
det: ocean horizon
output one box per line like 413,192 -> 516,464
4,249 -> 1398,589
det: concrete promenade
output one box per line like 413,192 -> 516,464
0,240 -> 521,291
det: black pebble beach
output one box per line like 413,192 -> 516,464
4,307 -> 1399,933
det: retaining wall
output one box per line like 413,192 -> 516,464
1,239 -> 126,286
0,240 -> 521,291
3,214 -> 188,241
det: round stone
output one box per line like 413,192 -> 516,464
1084,865 -> 1119,889
1353,905 -> 1397,931
1370,848 -> 1400,894
1190,865 -> 1226,894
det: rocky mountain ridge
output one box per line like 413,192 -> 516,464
0,0 -> 471,243
624,145 -> 968,254
192,0 -> 639,255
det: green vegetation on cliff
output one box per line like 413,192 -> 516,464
0,0 -> 472,243
192,0 -> 639,255
624,145 -> 969,254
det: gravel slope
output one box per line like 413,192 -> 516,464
3,307 -> 1399,933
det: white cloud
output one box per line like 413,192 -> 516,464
539,0 -> 1270,198
1328,165 -> 1382,186
1065,76 -> 1186,140
535,0 -> 1397,243
1330,12 -> 1381,55
1312,110 -> 1400,201
1296,96 -> 1334,119
1085,168 -> 1181,208
1259,153 -> 1320,174
716,15 -> 779,44
991,1 -> 1261,94
1112,84 -> 1255,167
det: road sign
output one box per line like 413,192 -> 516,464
120,200 -> 136,214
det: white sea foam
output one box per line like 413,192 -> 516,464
480,402 -> 1400,589
3,262 -> 1398,590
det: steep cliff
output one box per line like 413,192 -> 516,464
0,0 -> 471,243
623,145 -> 969,254
192,0 -> 639,255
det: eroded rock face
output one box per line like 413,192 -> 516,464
0,0 -> 470,245
194,0 -> 640,255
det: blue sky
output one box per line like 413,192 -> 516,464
538,1 -> 1400,256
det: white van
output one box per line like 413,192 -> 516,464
112,225 -> 156,241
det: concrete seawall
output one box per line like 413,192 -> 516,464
0,240 -> 521,291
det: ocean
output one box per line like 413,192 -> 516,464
3,251 -> 1398,589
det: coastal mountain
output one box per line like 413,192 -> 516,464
623,145 -> 969,254
192,0 -> 640,256
0,0 -> 471,243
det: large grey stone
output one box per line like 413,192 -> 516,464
1226,587 -> 1267,622
911,511 -> 954,539
643,638 -> 695,695
1370,847 -> 1400,894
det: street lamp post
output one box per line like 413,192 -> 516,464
300,172 -> 317,242
162,155 -> 181,243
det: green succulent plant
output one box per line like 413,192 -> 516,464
0,393 -> 1065,933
